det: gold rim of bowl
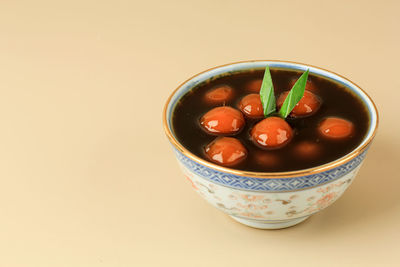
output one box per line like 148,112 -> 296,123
162,60 -> 379,179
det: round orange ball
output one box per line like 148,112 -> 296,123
200,106 -> 245,135
277,90 -> 321,118
238,94 -> 263,118
205,137 -> 247,166
251,116 -> 293,149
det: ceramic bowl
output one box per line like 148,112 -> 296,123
163,60 -> 378,229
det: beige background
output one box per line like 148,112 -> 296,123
0,0 -> 399,266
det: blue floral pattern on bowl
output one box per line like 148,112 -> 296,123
175,149 -> 367,192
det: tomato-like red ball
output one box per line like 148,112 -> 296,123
277,90 -> 321,118
204,85 -> 233,104
289,79 -> 317,93
318,117 -> 355,139
251,117 -> 293,149
238,94 -> 263,118
205,137 -> 247,166
246,79 -> 263,93
253,150 -> 281,167
293,141 -> 322,159
200,106 -> 245,135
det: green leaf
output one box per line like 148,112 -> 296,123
259,65 -> 276,117
279,69 -> 310,118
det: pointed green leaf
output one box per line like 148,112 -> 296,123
259,66 -> 276,117
279,69 -> 310,118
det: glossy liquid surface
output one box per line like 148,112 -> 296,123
172,69 -> 369,172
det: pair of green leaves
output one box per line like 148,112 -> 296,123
259,66 -> 309,118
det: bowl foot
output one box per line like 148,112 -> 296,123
229,215 -> 310,229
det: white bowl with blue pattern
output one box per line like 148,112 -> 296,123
163,60 -> 378,229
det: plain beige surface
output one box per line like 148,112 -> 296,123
0,0 -> 399,266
